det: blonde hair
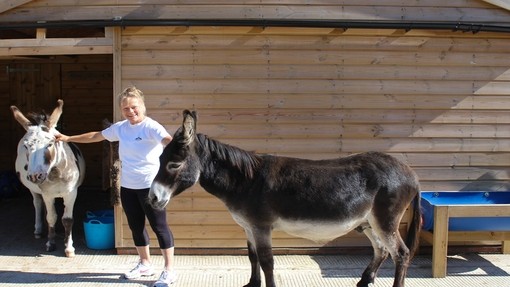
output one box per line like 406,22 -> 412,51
118,86 -> 147,116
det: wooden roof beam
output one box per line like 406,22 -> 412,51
481,0 -> 510,11
0,37 -> 113,56
0,27 -> 114,56
0,0 -> 33,14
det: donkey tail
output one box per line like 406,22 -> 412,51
405,191 -> 422,259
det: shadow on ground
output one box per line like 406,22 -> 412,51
311,248 -> 509,280
0,186 -> 114,257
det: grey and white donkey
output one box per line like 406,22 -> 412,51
11,100 -> 85,257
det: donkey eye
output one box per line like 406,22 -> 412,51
23,142 -> 33,150
167,162 -> 182,170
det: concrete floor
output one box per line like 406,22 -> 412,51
1,189 -> 509,287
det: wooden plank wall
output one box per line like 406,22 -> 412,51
60,56 -> 114,188
0,64 -> 13,170
1,55 -> 113,189
117,26 -> 510,250
5,62 -> 63,174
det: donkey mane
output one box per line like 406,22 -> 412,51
196,133 -> 261,179
26,111 -> 49,127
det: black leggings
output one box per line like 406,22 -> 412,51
120,187 -> 174,249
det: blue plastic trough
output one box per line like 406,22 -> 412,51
421,191 -> 510,231
420,191 -> 510,278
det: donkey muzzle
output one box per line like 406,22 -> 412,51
27,173 -> 47,184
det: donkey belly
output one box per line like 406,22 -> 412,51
273,217 -> 367,243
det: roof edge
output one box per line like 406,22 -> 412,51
1,19 -> 510,33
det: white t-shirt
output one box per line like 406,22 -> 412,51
102,117 -> 170,189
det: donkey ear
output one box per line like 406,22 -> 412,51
182,109 -> 196,145
10,105 -> 30,131
47,99 -> 64,129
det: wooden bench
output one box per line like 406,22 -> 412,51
420,193 -> 510,278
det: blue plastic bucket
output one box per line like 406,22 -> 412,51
83,209 -> 115,250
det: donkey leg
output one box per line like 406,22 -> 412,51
387,235 -> 410,287
62,192 -> 77,257
30,191 -> 45,238
370,219 -> 410,287
62,218 -> 74,257
244,240 -> 261,287
252,227 -> 276,287
42,196 -> 58,252
357,226 -> 389,287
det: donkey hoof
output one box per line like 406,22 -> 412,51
65,250 -> 76,258
34,233 -> 42,239
46,243 -> 56,252
243,280 -> 261,287
356,281 -> 375,287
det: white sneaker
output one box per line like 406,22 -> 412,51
124,262 -> 155,279
152,270 -> 177,286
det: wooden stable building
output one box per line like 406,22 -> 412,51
1,1 -> 509,254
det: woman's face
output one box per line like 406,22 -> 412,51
121,97 -> 145,125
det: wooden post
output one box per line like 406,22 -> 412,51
432,206 -> 449,278
503,241 -> 510,254
111,26 -> 124,250
36,28 -> 46,39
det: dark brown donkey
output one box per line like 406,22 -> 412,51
149,110 -> 421,287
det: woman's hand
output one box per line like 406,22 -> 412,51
54,133 -> 69,142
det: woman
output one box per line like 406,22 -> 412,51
56,87 -> 176,286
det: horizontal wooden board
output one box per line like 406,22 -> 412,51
389,152 -> 510,167
414,167 -> 510,181
237,152 -> 509,168
122,49 -> 510,66
139,93 -> 509,111
175,123 -> 510,139
121,34 -> 510,53
419,181 -> 510,191
121,26 -> 510,39
122,64 -> 510,81
147,108 -> 510,125
214,138 -> 510,153
0,45 -> 112,56
130,81 -> 510,100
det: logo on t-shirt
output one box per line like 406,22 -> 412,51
135,137 -> 142,141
